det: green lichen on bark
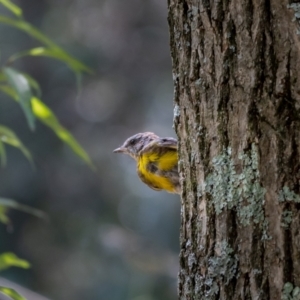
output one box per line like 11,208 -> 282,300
281,210 -> 293,229
278,186 -> 300,229
279,186 -> 300,203
205,144 -> 266,226
282,282 -> 300,300
204,241 -> 238,298
287,3 -> 300,35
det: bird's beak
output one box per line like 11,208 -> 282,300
113,147 -> 126,153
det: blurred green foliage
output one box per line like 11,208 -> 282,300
0,0 -> 93,299
0,252 -> 30,300
0,0 -> 93,166
0,286 -> 26,300
0,252 -> 30,271
0,0 -> 179,299
0,0 -> 93,210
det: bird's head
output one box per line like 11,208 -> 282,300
113,132 -> 158,159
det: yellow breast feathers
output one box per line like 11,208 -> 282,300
137,142 -> 178,193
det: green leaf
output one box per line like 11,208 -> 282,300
0,198 -> 46,220
0,16 -> 92,74
0,125 -> 32,163
0,252 -> 30,271
21,72 -> 41,98
0,84 -> 18,99
8,47 -> 92,75
0,206 -> 9,224
0,140 -> 6,166
31,97 -> 94,169
0,72 -> 6,81
0,286 -> 26,300
0,15 -> 62,48
3,67 -> 35,130
0,87 -> 93,168
0,81 -> 38,102
0,0 -> 22,17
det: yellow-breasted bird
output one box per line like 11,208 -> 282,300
113,132 -> 180,194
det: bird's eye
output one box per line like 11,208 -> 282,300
129,139 -> 134,145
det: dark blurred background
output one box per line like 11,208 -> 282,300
0,0 -> 180,299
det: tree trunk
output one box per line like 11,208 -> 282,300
168,0 -> 300,299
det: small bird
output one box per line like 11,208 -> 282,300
113,132 -> 180,194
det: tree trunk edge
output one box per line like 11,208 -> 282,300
168,0 -> 300,299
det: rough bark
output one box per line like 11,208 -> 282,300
168,0 -> 300,299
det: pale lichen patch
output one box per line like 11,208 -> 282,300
205,241 -> 238,297
205,144 -> 266,227
281,282 -> 300,300
278,186 -> 300,203
281,210 -> 293,229
278,186 -> 300,229
287,3 -> 300,35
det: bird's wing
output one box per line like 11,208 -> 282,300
158,137 -> 178,149
140,137 -> 177,155
139,137 -> 178,174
